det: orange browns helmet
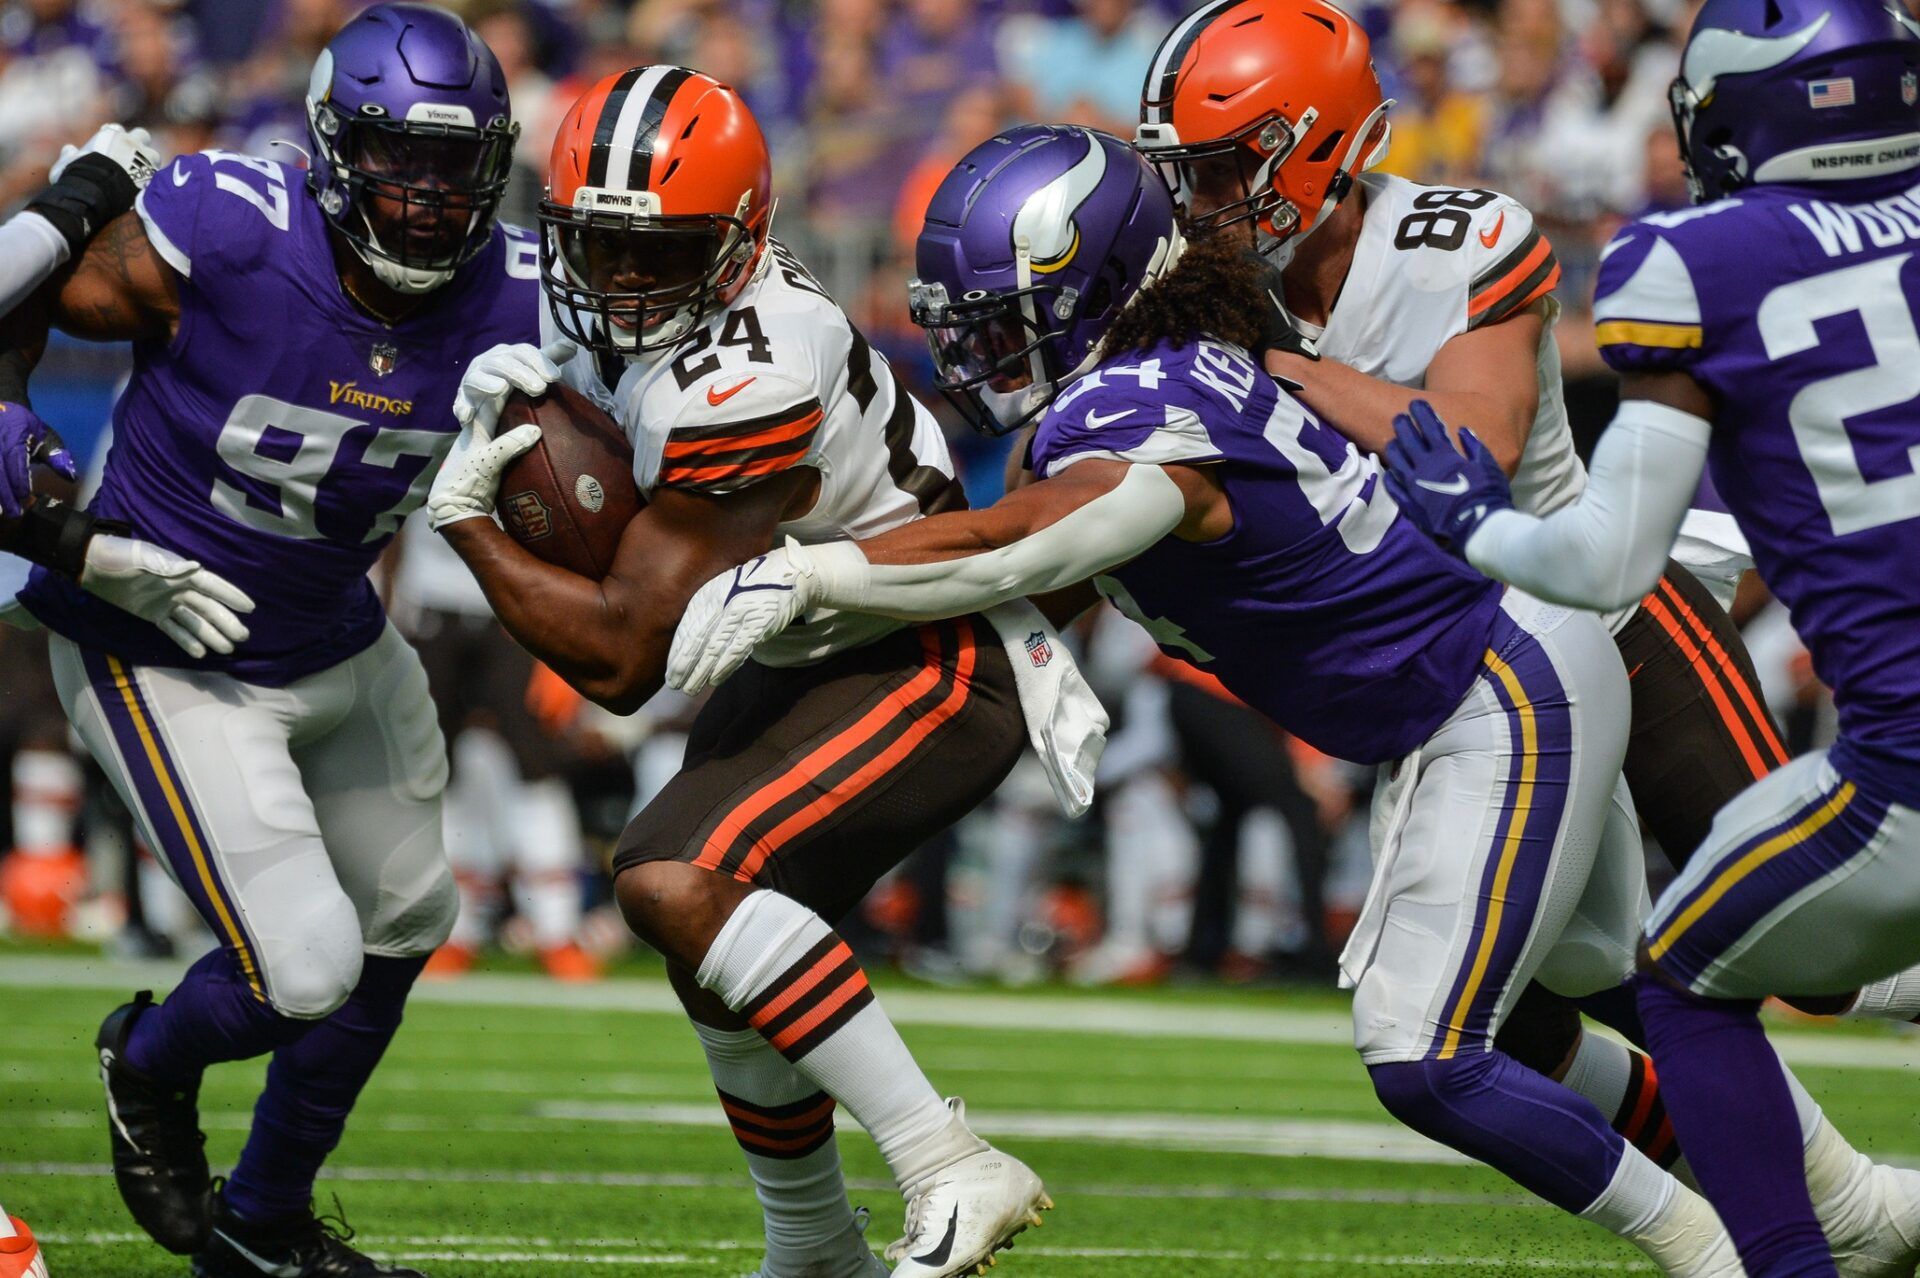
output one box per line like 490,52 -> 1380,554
540,66 -> 773,357
1135,0 -> 1392,263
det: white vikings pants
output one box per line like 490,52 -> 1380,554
50,625 -> 454,1018
1346,592 -> 1644,1065
1644,746 -> 1920,1000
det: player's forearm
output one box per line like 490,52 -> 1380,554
802,465 -> 1185,621
0,214 -> 69,318
1464,400 -> 1710,611
441,519 -> 668,713
0,287 -> 51,405
1273,354 -> 1529,476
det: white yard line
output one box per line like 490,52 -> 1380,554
2,953 -> 1912,1072
0,1162 -> 1532,1207
35,1231 -> 1655,1270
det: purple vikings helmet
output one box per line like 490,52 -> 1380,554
1671,0 -> 1920,203
306,3 -> 517,292
911,125 -> 1185,436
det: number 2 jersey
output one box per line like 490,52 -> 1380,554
548,240 -> 964,667
18,150 -> 541,683
1029,336 -> 1504,765
1594,173 -> 1920,757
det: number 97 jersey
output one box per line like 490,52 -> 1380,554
1593,178 -> 1920,751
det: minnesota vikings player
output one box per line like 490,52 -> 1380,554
0,6 -> 535,1275
1136,2 -> 1920,1263
1383,1 -> 1920,1273
670,124 -> 1756,1274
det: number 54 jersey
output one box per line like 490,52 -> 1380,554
1594,175 -> 1920,752
18,150 -> 541,684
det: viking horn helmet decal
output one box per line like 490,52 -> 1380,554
1012,132 -> 1109,275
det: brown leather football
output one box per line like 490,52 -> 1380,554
495,383 -> 642,579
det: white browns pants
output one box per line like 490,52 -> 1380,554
50,624 -> 454,1018
1348,591 -> 1643,1065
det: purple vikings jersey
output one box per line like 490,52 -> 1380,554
19,151 -> 541,684
1030,337 -> 1504,764
1595,174 -> 1920,756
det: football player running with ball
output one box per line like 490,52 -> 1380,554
430,69 -> 1081,1278
1381,1 -> 1920,1274
0,6 -> 539,1275
670,122 -> 1759,1275
1136,2 -> 1920,1270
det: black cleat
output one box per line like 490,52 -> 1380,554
97,991 -> 213,1254
193,1194 -> 428,1278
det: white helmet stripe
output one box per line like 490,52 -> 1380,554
1683,12 -> 1830,98
603,64 -> 677,190
1142,0 -> 1246,124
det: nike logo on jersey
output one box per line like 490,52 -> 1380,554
706,378 -> 755,406
1085,408 -> 1133,429
912,1206 -> 961,1267
172,166 -> 191,187
1416,475 -> 1471,496
1478,212 -> 1505,249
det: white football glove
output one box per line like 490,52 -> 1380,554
452,339 -> 576,436
668,540 -> 827,694
51,123 -> 160,188
79,535 -> 255,659
427,422 -> 542,529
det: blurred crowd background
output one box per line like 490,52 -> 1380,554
0,0 -> 1851,987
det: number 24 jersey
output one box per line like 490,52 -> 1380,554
1594,174 -> 1920,753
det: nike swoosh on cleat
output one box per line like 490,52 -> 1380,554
98,1049 -> 147,1154
212,1231 -> 303,1277
911,1205 -> 960,1268
706,378 -> 755,406
1479,211 -> 1505,249
1416,475 -> 1471,496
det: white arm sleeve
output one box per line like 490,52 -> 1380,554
0,212 -> 71,315
1465,399 -> 1711,612
805,463 -> 1188,622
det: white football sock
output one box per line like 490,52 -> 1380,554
11,748 -> 80,853
1580,1146 -> 1726,1270
1847,967 -> 1920,1021
511,779 -> 586,949
696,1023 -> 857,1264
700,891 -> 985,1198
1559,1030 -> 1633,1113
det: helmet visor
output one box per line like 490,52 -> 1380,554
539,203 -> 753,356
333,116 -> 515,270
1137,115 -> 1298,238
556,221 -> 723,326
910,280 -> 1063,435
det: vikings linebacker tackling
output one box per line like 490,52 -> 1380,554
0,6 -> 538,1275
1382,2 -> 1920,1274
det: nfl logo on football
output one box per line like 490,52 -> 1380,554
1024,630 -> 1053,668
1905,70 -> 1918,107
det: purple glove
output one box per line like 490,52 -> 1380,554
0,402 -> 77,520
1382,399 -> 1513,558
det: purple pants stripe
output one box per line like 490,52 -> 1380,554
1649,775 -> 1890,990
1429,619 -> 1575,1060
81,647 -> 268,1002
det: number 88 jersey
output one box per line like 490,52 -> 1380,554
1594,176 -> 1920,751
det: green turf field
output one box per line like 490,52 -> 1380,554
5,951 -> 1917,1277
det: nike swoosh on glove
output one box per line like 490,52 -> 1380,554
427,422 -> 542,530
0,402 -> 77,519
667,540 -> 822,694
79,535 -> 255,659
452,339 -> 576,437
1381,399 -> 1514,558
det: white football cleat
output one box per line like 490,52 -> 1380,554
886,1109 -> 1051,1278
1812,1144 -> 1920,1278
744,1206 -> 889,1278
1623,1183 -> 1746,1278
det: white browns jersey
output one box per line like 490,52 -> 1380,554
550,238 -> 964,666
1306,173 -> 1580,519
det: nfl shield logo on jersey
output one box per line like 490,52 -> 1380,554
1905,70 -> 1918,107
1024,631 -> 1054,668
368,342 -> 399,376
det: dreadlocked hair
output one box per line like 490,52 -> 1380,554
1097,231 -> 1278,359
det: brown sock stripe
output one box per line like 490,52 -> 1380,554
742,934 -> 846,1024
749,944 -> 865,1044
768,972 -> 875,1062
716,1088 -> 837,1158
